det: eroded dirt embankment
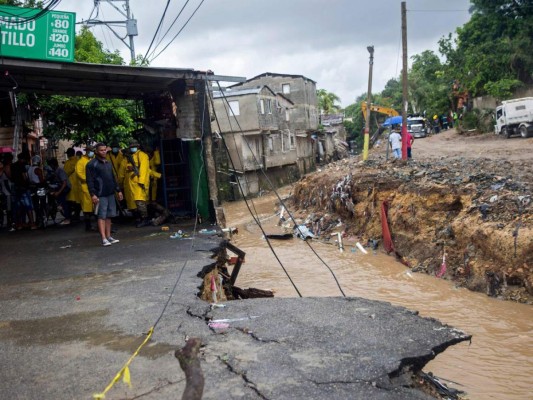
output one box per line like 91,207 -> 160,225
289,155 -> 533,303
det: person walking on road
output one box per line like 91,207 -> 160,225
86,143 -> 123,247
389,129 -> 402,159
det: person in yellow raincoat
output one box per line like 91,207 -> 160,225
122,139 -> 150,227
107,143 -> 125,215
106,143 -> 124,181
75,145 -> 95,231
148,147 -> 161,202
147,147 -> 172,226
63,147 -> 80,222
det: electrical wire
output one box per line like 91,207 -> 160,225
146,0 -> 191,62
208,82 -> 303,297
0,0 -> 62,23
141,0 -> 172,65
152,76 -> 208,328
213,81 -> 347,297
149,0 -> 206,63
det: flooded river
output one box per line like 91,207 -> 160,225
222,191 -> 533,400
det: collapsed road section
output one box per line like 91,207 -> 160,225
0,222 -> 470,399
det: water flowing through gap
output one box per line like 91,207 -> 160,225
222,191 -> 533,400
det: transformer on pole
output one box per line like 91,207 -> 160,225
83,0 -> 138,63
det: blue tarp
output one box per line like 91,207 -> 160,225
382,116 -> 402,126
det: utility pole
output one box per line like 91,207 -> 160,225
363,45 -> 374,161
401,1 -> 409,160
84,0 -> 138,64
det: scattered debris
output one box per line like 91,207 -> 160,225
288,154 -> 533,303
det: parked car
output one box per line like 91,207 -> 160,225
407,117 -> 430,138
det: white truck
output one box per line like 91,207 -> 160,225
495,97 -> 533,138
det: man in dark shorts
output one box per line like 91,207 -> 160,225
86,143 -> 124,247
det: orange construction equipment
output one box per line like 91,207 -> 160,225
361,102 -> 399,117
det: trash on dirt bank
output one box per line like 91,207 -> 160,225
161,226 -> 169,231
294,224 -> 315,240
59,245 -> 72,249
210,303 -> 226,309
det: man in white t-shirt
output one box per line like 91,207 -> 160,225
389,130 -> 402,159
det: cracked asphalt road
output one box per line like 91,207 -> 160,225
0,220 -> 470,399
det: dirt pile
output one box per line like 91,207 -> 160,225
289,152 -> 533,304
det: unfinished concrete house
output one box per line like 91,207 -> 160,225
212,73 -> 319,199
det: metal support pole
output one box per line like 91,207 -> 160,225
363,46 -> 374,161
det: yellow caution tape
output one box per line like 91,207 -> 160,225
93,327 -> 154,399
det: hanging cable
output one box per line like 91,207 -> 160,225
146,0 -> 191,62
141,0 -> 172,65
213,82 -> 346,297
208,82 -> 303,297
149,0 -> 206,63
2,0 -> 61,23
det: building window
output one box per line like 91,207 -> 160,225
266,99 -> 272,114
260,99 -> 265,114
229,100 -> 240,116
268,136 -> 273,152
285,109 -> 290,122
282,83 -> 290,94
289,131 -> 295,149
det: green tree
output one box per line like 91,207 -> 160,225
317,89 -> 341,115
409,50 -> 451,115
439,0 -> 533,99
20,27 -> 137,145
75,26 -> 124,65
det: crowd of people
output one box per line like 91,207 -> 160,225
0,139 -> 172,246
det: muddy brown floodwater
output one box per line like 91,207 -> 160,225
223,188 -> 533,400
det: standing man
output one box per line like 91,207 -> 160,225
388,129 -> 402,159
86,143 -> 123,247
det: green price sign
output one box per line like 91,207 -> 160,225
0,5 -> 75,62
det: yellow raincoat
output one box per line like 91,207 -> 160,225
122,150 -> 150,210
63,156 -> 79,203
75,155 -> 93,213
106,151 -> 124,182
149,149 -> 161,202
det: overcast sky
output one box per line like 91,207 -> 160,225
58,0 -> 472,107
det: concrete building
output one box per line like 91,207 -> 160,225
213,73 -> 319,199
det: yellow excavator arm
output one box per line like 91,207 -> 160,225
361,102 -> 399,117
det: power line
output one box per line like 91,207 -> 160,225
150,0 -> 206,63
141,0 -> 171,65
0,0 -> 62,24
211,81 -> 347,298
147,0 -> 192,62
408,9 -> 469,12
